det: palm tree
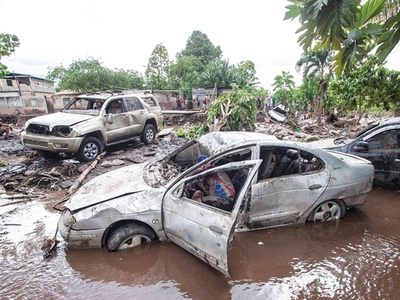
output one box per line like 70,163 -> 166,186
285,0 -> 399,76
272,71 -> 295,110
296,48 -> 334,125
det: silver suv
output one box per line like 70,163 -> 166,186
21,91 -> 163,161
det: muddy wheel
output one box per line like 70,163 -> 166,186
76,136 -> 101,162
106,223 -> 157,252
308,200 -> 345,222
141,124 -> 156,145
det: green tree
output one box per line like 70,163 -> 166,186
200,59 -> 233,88
284,0 -> 395,76
207,84 -> 257,132
296,48 -> 334,124
168,55 -> 204,98
294,77 -> 319,113
179,30 -> 222,65
329,55 -> 400,119
0,33 -> 20,77
145,43 -> 170,90
231,60 -> 260,88
272,71 -> 296,111
47,57 -> 144,92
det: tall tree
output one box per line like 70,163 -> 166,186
145,44 -> 170,90
0,33 -> 20,77
179,31 -> 222,65
294,77 -> 319,114
296,48 -> 334,124
285,0 -> 394,76
200,59 -> 233,88
168,55 -> 204,97
47,57 -> 144,92
272,71 -> 296,110
231,60 -> 260,88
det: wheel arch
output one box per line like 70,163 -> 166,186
144,118 -> 158,133
81,130 -> 105,151
101,219 -> 158,247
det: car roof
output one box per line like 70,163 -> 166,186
197,132 -> 277,153
353,116 -> 400,138
76,91 -> 154,100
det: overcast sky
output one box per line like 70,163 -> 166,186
2,0 -> 400,91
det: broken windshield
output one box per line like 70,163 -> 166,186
62,98 -> 104,116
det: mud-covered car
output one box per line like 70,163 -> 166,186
21,91 -> 163,162
55,132 -> 373,276
311,117 -> 400,190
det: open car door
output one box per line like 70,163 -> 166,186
162,158 -> 261,276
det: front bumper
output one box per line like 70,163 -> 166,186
21,132 -> 83,154
58,210 -> 104,249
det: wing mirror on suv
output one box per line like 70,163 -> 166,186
353,141 -> 369,152
107,114 -> 114,124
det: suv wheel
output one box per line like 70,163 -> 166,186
141,124 -> 156,145
76,136 -> 102,162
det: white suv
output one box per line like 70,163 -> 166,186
21,91 -> 163,161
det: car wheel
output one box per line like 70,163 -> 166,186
106,223 -> 157,252
141,124 -> 156,145
308,200 -> 345,222
76,136 -> 102,162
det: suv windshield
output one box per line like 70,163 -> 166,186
62,98 -> 105,116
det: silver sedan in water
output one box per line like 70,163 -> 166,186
56,132 -> 374,276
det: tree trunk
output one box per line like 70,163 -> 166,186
208,98 -> 232,132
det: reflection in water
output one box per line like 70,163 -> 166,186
1,188 -> 399,299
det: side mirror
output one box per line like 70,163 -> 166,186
107,114 -> 114,124
353,141 -> 369,152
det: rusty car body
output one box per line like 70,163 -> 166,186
56,132 -> 374,276
21,91 -> 163,162
311,117 -> 400,190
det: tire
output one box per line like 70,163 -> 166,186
308,200 -> 345,222
106,223 -> 157,252
141,124 -> 156,145
76,136 -> 102,162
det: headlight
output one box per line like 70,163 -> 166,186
52,126 -> 72,137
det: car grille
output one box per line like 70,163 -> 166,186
27,124 -> 51,135
23,139 -> 48,147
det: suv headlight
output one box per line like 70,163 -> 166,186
52,126 -> 72,137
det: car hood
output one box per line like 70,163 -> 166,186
64,163 -> 150,212
27,112 -> 93,128
308,137 -> 354,150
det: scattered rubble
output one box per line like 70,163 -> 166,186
0,111 -> 391,199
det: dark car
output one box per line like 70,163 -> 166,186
314,117 -> 400,190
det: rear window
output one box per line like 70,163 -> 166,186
142,96 -> 158,107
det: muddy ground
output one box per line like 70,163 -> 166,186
0,111 -> 389,197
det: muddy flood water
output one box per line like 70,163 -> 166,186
1,187 -> 399,300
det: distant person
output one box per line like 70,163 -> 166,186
257,95 -> 261,108
177,97 -> 182,110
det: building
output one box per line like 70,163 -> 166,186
0,73 -> 55,118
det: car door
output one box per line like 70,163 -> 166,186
248,146 -> 330,228
125,97 -> 146,134
105,99 -> 132,141
349,127 -> 400,189
162,155 -> 261,276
